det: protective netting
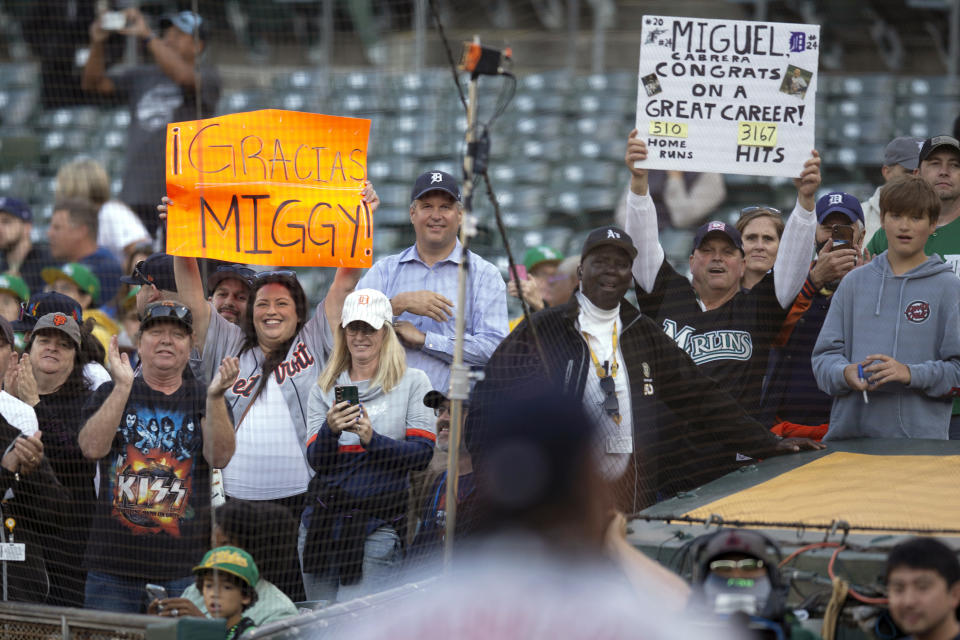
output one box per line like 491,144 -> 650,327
0,0 -> 957,632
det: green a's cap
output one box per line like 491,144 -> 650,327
523,245 -> 564,272
193,546 -> 259,588
41,263 -> 101,305
0,273 -> 29,303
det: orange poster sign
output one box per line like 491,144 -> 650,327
165,109 -> 372,267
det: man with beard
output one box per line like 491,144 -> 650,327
207,265 -> 254,325
0,197 -> 53,296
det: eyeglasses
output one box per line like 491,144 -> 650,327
599,375 -> 619,420
709,558 -> 766,574
433,403 -> 451,417
739,206 -> 782,217
344,321 -> 377,335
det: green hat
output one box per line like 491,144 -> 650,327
41,263 -> 101,305
523,245 -> 564,272
0,273 -> 29,303
193,546 -> 259,588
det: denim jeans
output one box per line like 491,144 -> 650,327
84,571 -> 194,613
299,523 -> 401,603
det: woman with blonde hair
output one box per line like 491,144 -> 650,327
302,288 -> 435,603
55,157 -> 151,264
736,206 -> 785,290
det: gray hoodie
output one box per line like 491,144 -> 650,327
812,253 -> 960,440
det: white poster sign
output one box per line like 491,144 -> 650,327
635,15 -> 820,178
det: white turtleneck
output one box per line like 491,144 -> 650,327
576,290 -> 632,481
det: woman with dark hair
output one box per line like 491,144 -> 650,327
8,312 -> 95,606
172,184 -> 379,600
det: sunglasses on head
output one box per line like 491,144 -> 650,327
215,265 -> 257,279
250,270 -> 297,283
145,302 -> 192,324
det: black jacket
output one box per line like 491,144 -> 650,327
467,297 -> 782,512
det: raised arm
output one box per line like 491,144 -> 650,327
122,9 -> 200,88
174,256 -> 212,353
203,357 -> 239,468
773,150 -> 821,308
81,15 -> 116,95
623,129 -> 665,293
78,337 -> 133,459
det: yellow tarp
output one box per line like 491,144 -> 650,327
684,452 -> 960,532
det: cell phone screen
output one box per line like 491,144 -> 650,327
335,385 -> 360,406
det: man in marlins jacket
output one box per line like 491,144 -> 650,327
466,226 -> 823,513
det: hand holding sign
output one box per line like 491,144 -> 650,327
625,129 -> 649,196
636,15 -> 819,178
166,109 -> 373,268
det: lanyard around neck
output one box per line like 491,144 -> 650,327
582,322 -> 618,379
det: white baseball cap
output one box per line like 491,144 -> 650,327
341,289 -> 393,330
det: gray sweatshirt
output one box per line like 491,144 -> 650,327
812,253 -> 960,440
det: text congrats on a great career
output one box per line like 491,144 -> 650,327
635,16 -> 820,178
165,109 -> 372,267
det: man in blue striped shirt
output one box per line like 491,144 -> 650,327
356,170 -> 508,393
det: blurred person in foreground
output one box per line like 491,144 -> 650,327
82,9 -> 220,237
886,537 -> 960,640
301,288 -> 435,602
77,302 -> 237,612
0,197 -> 53,296
333,388 -> 732,640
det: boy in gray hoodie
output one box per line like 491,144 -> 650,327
813,176 -> 960,440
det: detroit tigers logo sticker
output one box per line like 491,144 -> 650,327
430,172 -> 443,184
904,300 -> 930,324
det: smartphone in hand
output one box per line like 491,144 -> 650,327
146,583 -> 167,602
335,385 -> 360,406
830,224 -> 854,250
